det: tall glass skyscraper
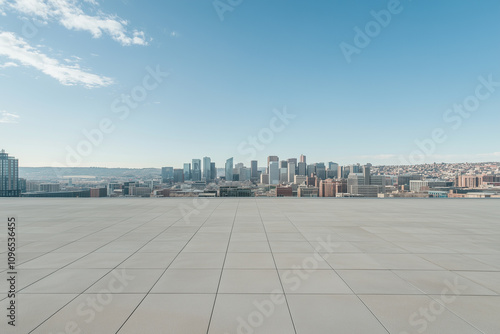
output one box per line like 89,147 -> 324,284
192,159 -> 201,181
183,163 -> 191,181
269,161 -> 280,185
210,162 -> 217,181
251,160 -> 258,179
0,149 -> 20,197
161,167 -> 174,183
203,157 -> 211,181
225,157 -> 233,182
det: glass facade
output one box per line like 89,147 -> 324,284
161,167 -> 174,183
192,159 -> 201,181
225,157 -> 233,182
0,150 -> 20,197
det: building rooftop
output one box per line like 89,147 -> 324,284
1,198 -> 499,333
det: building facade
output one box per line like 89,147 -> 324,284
0,149 -> 20,197
225,157 -> 233,182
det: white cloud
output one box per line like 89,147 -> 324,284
0,110 -> 20,123
2,0 -> 148,46
0,61 -> 19,68
0,31 -> 113,87
476,152 -> 500,159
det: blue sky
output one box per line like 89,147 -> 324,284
1,0 -> 499,168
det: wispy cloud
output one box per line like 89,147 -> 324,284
0,110 -> 20,123
350,154 -> 399,160
0,61 -> 19,68
1,0 -> 149,46
342,153 -> 500,165
0,31 -> 113,87
476,152 -> 500,158
163,28 -> 180,38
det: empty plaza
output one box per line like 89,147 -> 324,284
1,198 -> 499,333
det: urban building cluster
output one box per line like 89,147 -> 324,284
2,149 -> 500,198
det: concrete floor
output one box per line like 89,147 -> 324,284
1,198 -> 499,333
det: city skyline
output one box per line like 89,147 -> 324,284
1,1 -> 500,168
2,2 -> 500,333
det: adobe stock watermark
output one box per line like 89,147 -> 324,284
399,74 -> 499,165
51,65 -> 168,173
227,234 -> 339,334
237,107 -> 295,161
179,197 -> 210,224
48,269 -> 135,334
340,0 -> 410,64
213,0 -> 243,21
21,17 -> 45,39
400,276 -> 467,334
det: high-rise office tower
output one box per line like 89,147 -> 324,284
225,157 -> 233,182
297,162 -> 307,176
280,167 -> 288,183
210,162 -> 217,181
362,164 -> 371,185
307,164 -> 316,177
183,163 -> 191,181
300,154 -> 306,164
316,163 -> 326,180
280,160 -> 288,168
328,161 -> 339,172
192,159 -> 201,181
161,167 -> 174,183
203,157 -> 211,181
0,149 -> 19,197
173,169 -> 184,183
328,162 -> 339,179
251,160 -> 258,179
267,156 -> 279,173
239,167 -> 251,181
269,161 -> 280,185
288,162 -> 296,183
287,158 -> 297,166
350,164 -> 362,174
338,166 -> 350,179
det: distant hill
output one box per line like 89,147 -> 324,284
20,167 -> 161,181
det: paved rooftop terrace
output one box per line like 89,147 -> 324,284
1,198 -> 499,333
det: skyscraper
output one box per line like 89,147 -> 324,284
328,162 -> 339,171
210,162 -> 217,181
161,167 -> 174,183
0,149 -> 19,197
297,162 -> 307,176
328,162 -> 339,179
183,163 -> 191,181
300,154 -> 306,164
316,163 -> 326,180
280,167 -> 288,183
288,162 -> 296,183
203,157 -> 211,181
192,159 -> 201,181
251,160 -> 258,179
267,156 -> 279,173
307,164 -> 316,177
225,157 -> 233,182
173,169 -> 184,183
362,164 -> 371,185
269,161 -> 280,185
